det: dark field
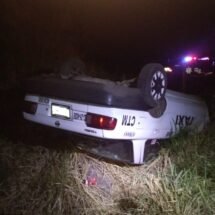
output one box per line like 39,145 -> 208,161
0,67 -> 215,145
0,67 -> 215,214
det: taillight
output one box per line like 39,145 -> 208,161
23,101 -> 38,114
86,113 -> 117,130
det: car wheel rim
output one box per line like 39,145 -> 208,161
150,71 -> 166,101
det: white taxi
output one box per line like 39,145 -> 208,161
23,63 -> 209,164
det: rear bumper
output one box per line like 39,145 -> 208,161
23,111 -> 104,138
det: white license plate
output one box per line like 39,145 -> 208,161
51,104 -> 70,119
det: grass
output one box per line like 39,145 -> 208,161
0,83 -> 214,214
0,123 -> 214,214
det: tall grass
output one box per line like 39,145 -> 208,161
0,124 -> 214,214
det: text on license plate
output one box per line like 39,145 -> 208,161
51,104 -> 70,119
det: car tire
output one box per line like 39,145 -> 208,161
148,97 -> 167,118
137,63 -> 167,107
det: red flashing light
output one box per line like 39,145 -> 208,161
86,113 -> 117,130
183,56 -> 197,63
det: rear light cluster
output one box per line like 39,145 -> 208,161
86,113 -> 117,130
23,101 -> 38,114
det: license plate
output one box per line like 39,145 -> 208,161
51,104 -> 70,119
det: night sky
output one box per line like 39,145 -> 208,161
1,0 -> 215,75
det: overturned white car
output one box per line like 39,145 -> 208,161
23,63 -> 209,164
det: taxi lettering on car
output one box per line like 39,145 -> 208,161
23,63 -> 209,164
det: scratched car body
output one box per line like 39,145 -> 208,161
23,70 -> 209,164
